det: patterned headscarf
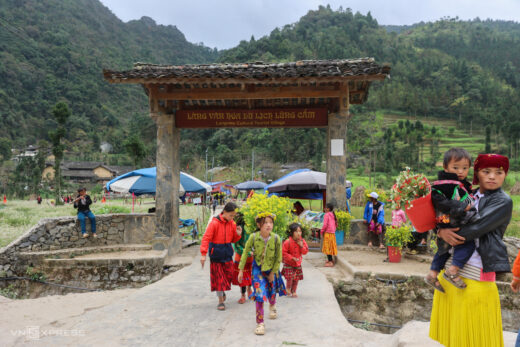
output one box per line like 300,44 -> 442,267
472,153 -> 509,184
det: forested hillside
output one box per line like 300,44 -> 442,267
1,2 -> 520,187
214,6 -> 520,174
0,0 -> 217,148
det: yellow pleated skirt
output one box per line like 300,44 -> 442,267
322,232 -> 337,256
429,270 -> 503,347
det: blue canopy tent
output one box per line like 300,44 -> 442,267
234,180 -> 268,190
106,167 -> 211,195
265,169 -> 351,210
265,169 -> 326,209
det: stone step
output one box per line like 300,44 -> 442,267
304,252 -> 353,282
42,249 -> 167,269
19,244 -> 153,261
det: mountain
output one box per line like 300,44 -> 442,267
0,0 -> 217,146
1,2 -> 520,178
217,7 -> 520,163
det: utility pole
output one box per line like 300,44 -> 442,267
251,149 -> 255,181
211,156 -> 215,181
205,148 -> 208,182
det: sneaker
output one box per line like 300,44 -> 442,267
92,233 -> 98,238
82,233 -> 89,238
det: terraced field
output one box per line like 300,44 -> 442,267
381,112 -> 485,163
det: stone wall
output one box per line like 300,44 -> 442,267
40,250 -> 167,291
0,248 -> 170,298
346,219 -> 379,246
335,273 -> 520,334
0,214 -> 155,277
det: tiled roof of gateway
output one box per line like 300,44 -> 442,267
103,58 -> 390,82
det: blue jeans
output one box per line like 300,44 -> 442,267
77,210 -> 96,234
431,241 -> 475,271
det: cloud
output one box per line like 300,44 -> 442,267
100,0 -> 520,49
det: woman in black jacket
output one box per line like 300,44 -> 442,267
429,154 -> 512,347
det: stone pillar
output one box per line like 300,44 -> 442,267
151,112 -> 181,255
326,93 -> 349,211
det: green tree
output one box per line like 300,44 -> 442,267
485,126 -> 491,153
11,157 -> 41,197
0,138 -> 12,162
49,102 -> 70,205
123,134 -> 147,168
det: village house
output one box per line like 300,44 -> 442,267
42,161 -> 133,184
11,144 -> 39,162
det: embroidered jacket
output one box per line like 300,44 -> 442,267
239,231 -> 282,273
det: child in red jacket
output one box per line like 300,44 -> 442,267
282,223 -> 309,298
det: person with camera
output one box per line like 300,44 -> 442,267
74,187 -> 97,238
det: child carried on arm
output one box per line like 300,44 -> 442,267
426,148 -> 479,292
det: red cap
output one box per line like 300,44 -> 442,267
472,154 -> 509,184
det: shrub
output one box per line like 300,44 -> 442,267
335,210 -> 353,238
239,193 -> 293,239
384,224 -> 414,249
26,266 -> 46,282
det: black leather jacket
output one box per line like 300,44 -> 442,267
446,188 -> 512,273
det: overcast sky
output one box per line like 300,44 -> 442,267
100,0 -> 520,49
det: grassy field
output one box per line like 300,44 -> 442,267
0,198 -> 210,248
2,168 -> 519,247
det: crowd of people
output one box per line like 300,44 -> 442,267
198,149 -> 519,344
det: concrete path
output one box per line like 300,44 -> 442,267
3,208 -> 517,347
4,247 -> 444,347
3,249 -> 518,346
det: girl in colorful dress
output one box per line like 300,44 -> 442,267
238,212 -> 287,335
200,202 -> 242,311
231,212 -> 253,304
321,203 -> 338,267
282,223 -> 309,298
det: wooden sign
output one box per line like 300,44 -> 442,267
175,108 -> 328,128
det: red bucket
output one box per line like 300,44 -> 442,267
387,246 -> 402,263
405,192 -> 436,233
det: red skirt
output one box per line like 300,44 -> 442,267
282,265 -> 304,281
210,260 -> 234,292
232,253 -> 253,286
